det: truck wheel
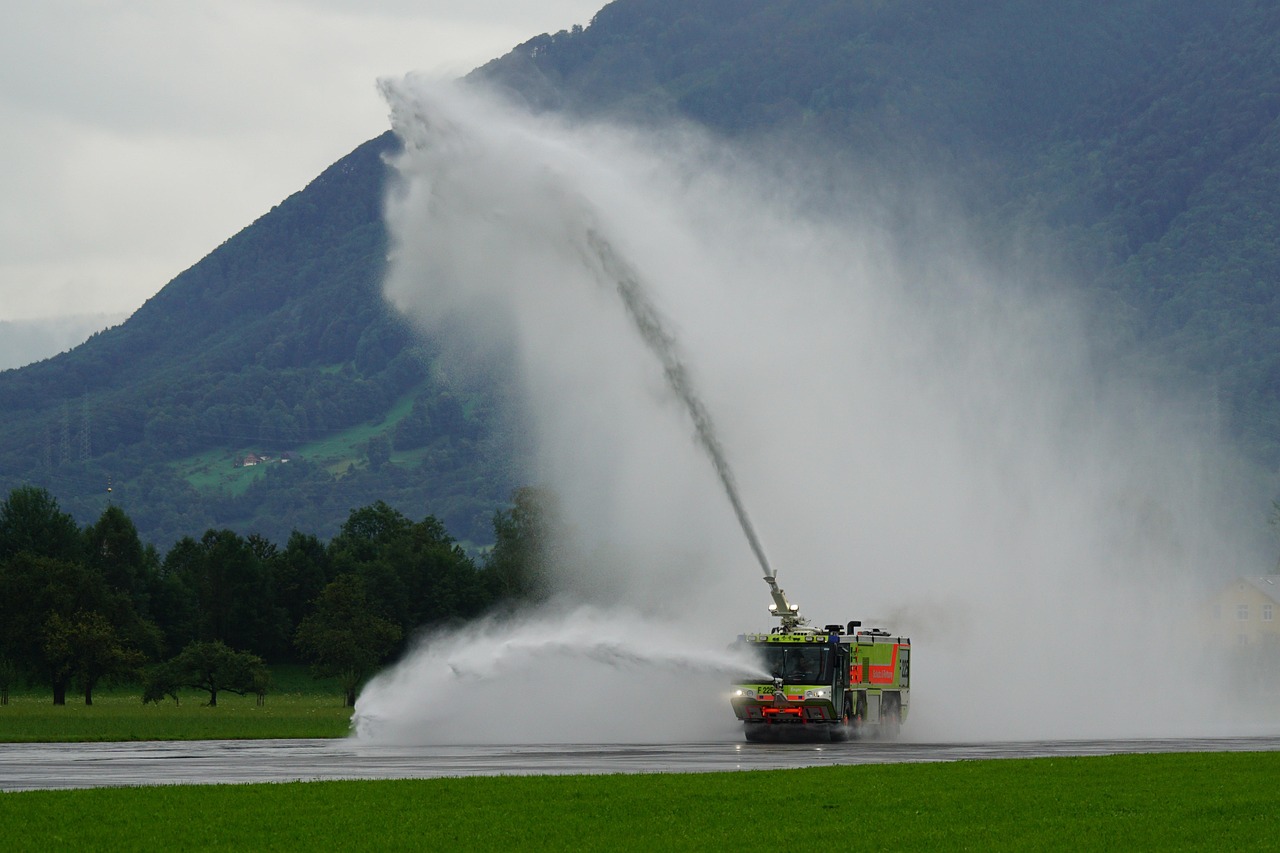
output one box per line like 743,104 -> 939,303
830,699 -> 853,742
880,695 -> 901,740
744,723 -> 767,743
854,692 -> 868,739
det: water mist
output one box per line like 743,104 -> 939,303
356,77 -> 1275,745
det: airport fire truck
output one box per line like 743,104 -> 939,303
729,576 -> 911,742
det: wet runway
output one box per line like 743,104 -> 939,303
3,735 -> 1280,791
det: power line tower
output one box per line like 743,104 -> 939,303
79,393 -> 91,462
59,403 -> 71,467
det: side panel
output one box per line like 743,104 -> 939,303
866,642 -> 900,684
852,640 -> 911,725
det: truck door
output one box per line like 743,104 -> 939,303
835,648 -> 849,709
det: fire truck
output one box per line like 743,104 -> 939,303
729,576 -> 911,742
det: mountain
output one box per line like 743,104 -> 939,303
478,0 -> 1280,460
0,134 -> 518,548
2,0 -> 1279,548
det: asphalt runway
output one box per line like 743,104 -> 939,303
3,735 -> 1280,791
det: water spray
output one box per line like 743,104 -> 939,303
579,226 -> 776,582
354,606 -> 767,743
367,79 -> 1270,745
382,78 -> 778,586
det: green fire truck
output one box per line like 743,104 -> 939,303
730,576 -> 911,742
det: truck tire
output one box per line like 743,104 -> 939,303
854,691 -> 868,739
880,694 -> 902,740
744,723 -> 768,743
830,698 -> 853,742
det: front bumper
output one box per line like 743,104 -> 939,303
730,694 -> 837,725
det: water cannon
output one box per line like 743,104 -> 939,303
764,575 -> 807,633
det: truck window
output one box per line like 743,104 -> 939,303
756,645 -> 833,684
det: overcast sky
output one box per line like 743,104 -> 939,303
0,0 -> 604,323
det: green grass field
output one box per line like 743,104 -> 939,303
169,379 -> 433,491
173,446 -> 266,494
0,667 -> 352,742
3,667 -> 1276,849
1,752 -> 1277,850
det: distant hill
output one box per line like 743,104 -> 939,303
3,0 -> 1280,548
0,134 -> 518,548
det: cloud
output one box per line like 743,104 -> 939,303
0,0 -> 602,320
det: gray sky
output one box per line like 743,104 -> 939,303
0,0 -> 603,323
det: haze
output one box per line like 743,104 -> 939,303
355,79 -> 1274,744
0,0 -> 602,332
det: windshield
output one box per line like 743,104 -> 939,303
754,644 -> 833,685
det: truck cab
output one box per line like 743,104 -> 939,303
730,623 -> 910,742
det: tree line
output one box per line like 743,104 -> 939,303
0,484 -> 550,707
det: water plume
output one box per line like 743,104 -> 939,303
354,605 -> 763,744
367,77 -> 1276,744
579,227 -> 774,580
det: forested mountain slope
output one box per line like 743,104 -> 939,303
0,134 -> 516,547
1,0 -> 1278,550
479,0 -> 1280,460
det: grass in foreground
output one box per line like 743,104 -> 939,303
0,668 -> 352,742
2,752 -> 1278,850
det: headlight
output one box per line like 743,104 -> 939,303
803,688 -> 830,700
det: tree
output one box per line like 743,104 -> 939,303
384,515 -> 486,629
192,529 -> 258,645
327,502 -> 413,629
40,613 -> 77,706
329,501 -> 412,565
162,529 -> 286,657
295,574 -> 401,707
246,533 -> 278,563
485,487 -> 559,601
0,553 -> 111,703
84,504 -> 151,611
272,530 -> 332,643
143,641 -> 269,707
153,536 -> 203,654
325,503 -> 491,639
391,396 -> 433,450
0,485 -> 81,563
42,610 -> 144,705
0,656 -> 15,705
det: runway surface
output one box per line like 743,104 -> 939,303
4,735 -> 1280,791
